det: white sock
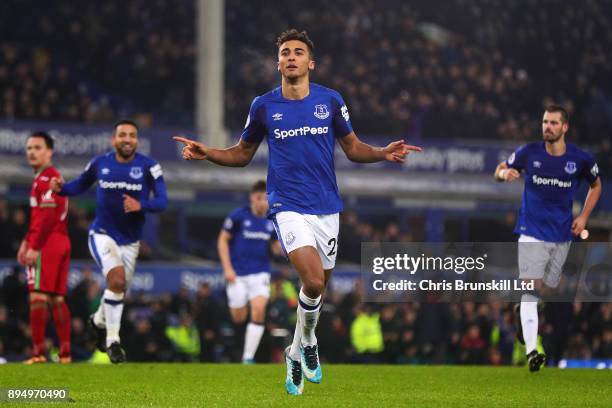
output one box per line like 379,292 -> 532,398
103,289 -> 124,348
289,313 -> 302,360
93,302 -> 105,328
298,288 -> 321,347
243,322 -> 265,361
520,293 -> 539,354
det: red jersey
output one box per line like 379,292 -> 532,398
25,166 -> 69,250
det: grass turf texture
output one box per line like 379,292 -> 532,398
1,364 -> 610,407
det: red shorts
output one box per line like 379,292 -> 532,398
27,234 -> 71,295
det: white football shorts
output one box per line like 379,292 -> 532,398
88,231 -> 139,287
272,211 -> 339,270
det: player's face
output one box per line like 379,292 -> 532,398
250,191 -> 268,215
26,137 -> 52,169
112,124 -> 138,159
277,40 -> 314,80
542,111 -> 567,143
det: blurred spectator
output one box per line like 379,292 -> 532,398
6,207 -> 27,256
350,304 -> 384,363
193,282 -> 221,362
67,208 -> 92,259
0,199 -> 11,258
126,318 -> 161,362
460,324 -> 487,364
2,265 -> 28,322
170,286 -> 193,316
165,313 -> 200,362
67,267 -> 100,323
594,326 -> 612,358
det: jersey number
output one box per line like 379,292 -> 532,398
327,238 -> 337,256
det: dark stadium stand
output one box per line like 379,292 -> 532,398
0,0 -> 610,145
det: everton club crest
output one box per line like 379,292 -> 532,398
314,104 -> 330,120
130,167 -> 143,179
564,161 -> 577,175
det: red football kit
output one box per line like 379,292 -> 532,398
25,165 -> 71,295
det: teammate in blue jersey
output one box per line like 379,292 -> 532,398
495,105 -> 601,371
217,180 -> 282,363
174,29 -> 421,395
50,120 -> 168,363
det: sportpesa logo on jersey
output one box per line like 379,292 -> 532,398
242,230 -> 272,240
274,126 -> 329,140
532,175 -> 572,188
98,180 -> 143,191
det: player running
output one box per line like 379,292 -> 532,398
18,131 -> 72,364
218,180 -> 283,363
494,105 -> 601,372
50,120 -> 168,363
174,29 -> 421,395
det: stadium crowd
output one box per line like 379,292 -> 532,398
0,0 -> 194,125
1,0 -> 611,367
1,264 -> 610,365
226,0 -> 612,144
1,200 -> 610,365
1,200 -> 611,365
1,0 -> 611,146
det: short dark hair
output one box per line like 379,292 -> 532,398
113,119 -> 139,134
276,29 -> 314,57
29,131 -> 54,149
251,180 -> 266,193
545,105 -> 569,123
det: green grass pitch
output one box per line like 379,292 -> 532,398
1,364 -> 610,407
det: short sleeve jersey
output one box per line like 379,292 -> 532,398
505,141 -> 599,242
241,83 -> 353,216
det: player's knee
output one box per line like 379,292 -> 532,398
230,307 -> 248,324
50,296 -> 65,306
107,268 -> 126,292
303,276 -> 325,297
232,314 -> 247,324
250,307 -> 266,323
30,292 -> 49,303
108,276 -> 126,293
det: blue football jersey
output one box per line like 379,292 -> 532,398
240,83 -> 353,216
506,141 -> 599,242
60,151 -> 168,244
223,206 -> 277,276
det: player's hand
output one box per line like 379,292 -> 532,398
500,168 -> 521,182
382,140 -> 422,163
173,136 -> 208,160
50,176 -> 64,193
571,215 -> 587,236
17,240 -> 28,265
224,268 -> 237,283
24,248 -> 39,267
123,194 -> 142,213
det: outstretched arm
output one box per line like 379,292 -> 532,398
51,161 -> 97,195
337,132 -> 422,164
173,136 -> 259,168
